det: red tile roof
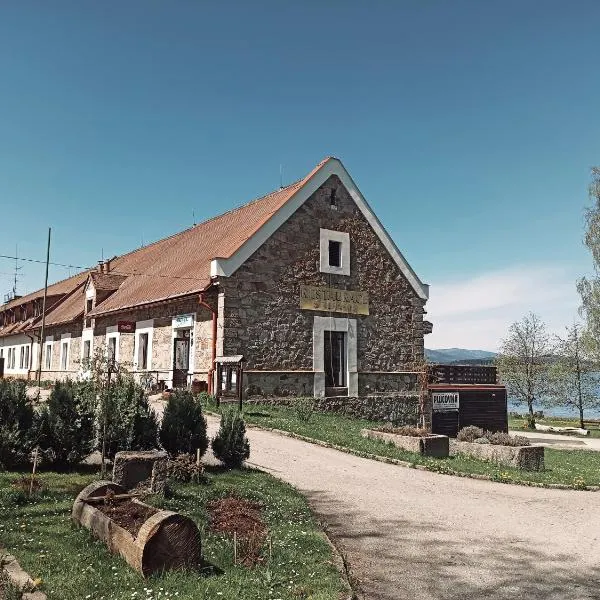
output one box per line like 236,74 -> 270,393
88,157 -> 333,316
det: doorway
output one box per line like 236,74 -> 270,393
172,331 -> 190,388
324,330 -> 347,394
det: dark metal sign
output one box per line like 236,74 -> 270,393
117,321 -> 136,334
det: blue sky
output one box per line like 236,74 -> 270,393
1,1 -> 599,350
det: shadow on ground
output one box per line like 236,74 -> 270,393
304,489 -> 600,600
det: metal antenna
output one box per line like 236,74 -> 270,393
279,164 -> 284,190
192,209 -> 196,226
12,245 -> 22,298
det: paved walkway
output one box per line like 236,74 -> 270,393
511,429 -> 600,451
205,416 -> 600,600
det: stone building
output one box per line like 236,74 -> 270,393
0,157 -> 432,399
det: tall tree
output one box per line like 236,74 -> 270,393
549,323 -> 599,430
578,167 -> 600,350
496,313 -> 551,427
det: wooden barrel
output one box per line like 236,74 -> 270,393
72,480 -> 201,576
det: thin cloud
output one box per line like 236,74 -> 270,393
425,265 -> 580,351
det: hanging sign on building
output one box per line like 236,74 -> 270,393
432,392 -> 460,412
172,314 -> 194,329
299,285 -> 369,315
117,321 -> 136,334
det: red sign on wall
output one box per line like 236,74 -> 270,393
117,321 -> 136,334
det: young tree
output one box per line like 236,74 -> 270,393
496,313 -> 551,427
549,323 -> 600,429
578,167 -> 600,351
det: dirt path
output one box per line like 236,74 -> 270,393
512,429 -> 600,451
206,416 -> 600,600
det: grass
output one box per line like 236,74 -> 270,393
0,467 -> 346,600
508,415 -> 600,438
211,401 -> 600,489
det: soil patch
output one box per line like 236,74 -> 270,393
95,500 -> 158,537
11,476 -> 45,494
207,496 -> 267,566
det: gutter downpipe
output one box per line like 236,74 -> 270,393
198,291 -> 217,395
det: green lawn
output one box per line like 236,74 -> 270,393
508,415 -> 600,438
0,467 -> 346,600
212,402 -> 600,489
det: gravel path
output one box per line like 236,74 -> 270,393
205,416 -> 600,600
513,429 -> 600,451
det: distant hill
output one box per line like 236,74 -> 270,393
425,348 -> 497,365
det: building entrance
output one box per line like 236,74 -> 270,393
324,330 -> 347,395
172,331 -> 190,388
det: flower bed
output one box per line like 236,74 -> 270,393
361,428 -> 449,458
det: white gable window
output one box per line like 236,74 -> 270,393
320,229 -> 350,276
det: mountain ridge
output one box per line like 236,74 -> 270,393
425,348 -> 497,364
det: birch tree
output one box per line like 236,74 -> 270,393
496,313 -> 551,427
578,167 -> 600,351
549,323 -> 599,429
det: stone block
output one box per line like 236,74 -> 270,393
450,440 -> 545,471
112,450 -> 168,492
362,429 -> 449,457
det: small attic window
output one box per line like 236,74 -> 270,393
328,240 -> 342,268
86,299 -> 93,313
329,188 -> 338,210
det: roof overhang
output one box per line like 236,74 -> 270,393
210,158 -> 429,300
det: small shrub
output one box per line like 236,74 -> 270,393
294,397 -> 315,422
456,426 -> 484,442
474,437 -> 491,444
98,379 -> 159,459
0,380 -> 34,470
211,410 -> 250,468
34,380 -> 95,467
486,432 -> 530,447
167,453 -> 205,483
160,390 -> 208,456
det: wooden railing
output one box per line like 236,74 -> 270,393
430,364 -> 497,385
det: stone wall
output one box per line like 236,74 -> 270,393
246,394 -> 420,425
218,175 -> 426,377
244,371 -> 315,398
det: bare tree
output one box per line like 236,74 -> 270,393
496,313 -> 551,427
578,167 -> 600,351
548,323 -> 599,429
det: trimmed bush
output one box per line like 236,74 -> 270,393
486,431 -> 531,447
211,410 -> 250,468
34,380 -> 95,467
159,390 -> 208,457
99,379 -> 159,459
0,380 -> 34,470
456,425 -> 484,442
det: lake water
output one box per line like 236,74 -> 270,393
507,399 -> 600,419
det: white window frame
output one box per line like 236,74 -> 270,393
19,346 -> 25,369
106,326 -> 120,363
319,229 -> 350,276
44,337 -> 53,370
133,319 -> 154,371
24,345 -> 30,370
59,334 -> 71,371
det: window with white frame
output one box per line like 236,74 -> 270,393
83,340 -> 91,361
319,229 -> 350,276
10,348 -> 15,369
45,344 -> 52,369
108,336 -> 117,361
24,345 -> 30,369
138,332 -> 149,370
19,346 -> 25,369
60,341 -> 69,370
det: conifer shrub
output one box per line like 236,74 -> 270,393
159,390 -> 208,457
34,380 -> 95,467
0,379 -> 34,470
211,409 -> 250,468
99,379 -> 159,458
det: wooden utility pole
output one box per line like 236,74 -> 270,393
36,228 -> 51,388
